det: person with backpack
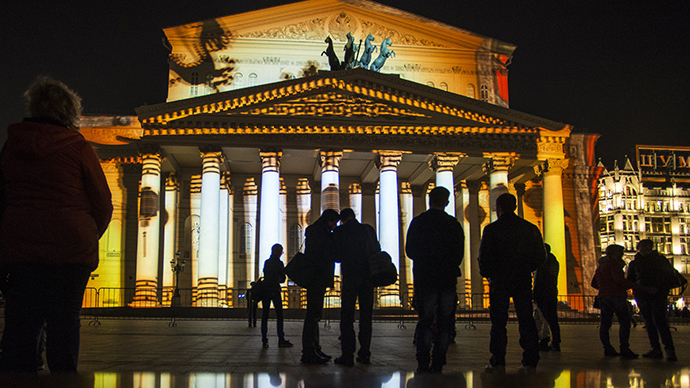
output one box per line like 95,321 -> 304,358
626,239 -> 677,362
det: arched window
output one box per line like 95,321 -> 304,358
249,73 -> 258,87
205,73 -> 214,90
440,82 -> 448,91
239,222 -> 253,254
289,224 -> 302,257
426,81 -> 435,87
480,85 -> 489,101
466,84 -> 476,99
234,73 -> 243,89
190,72 -> 199,96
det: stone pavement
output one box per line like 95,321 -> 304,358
0,318 -> 689,387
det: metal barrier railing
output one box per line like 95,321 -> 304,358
70,286 -> 690,327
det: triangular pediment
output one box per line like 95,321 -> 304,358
138,68 -> 564,133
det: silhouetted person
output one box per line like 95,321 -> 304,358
592,244 -> 652,358
534,243 -> 561,351
300,209 -> 339,364
406,187 -> 464,373
627,239 -> 677,361
261,244 -> 293,349
478,193 -> 544,374
0,76 -> 113,372
333,208 -> 380,366
248,281 -> 258,327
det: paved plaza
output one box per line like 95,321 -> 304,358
0,316 -> 688,387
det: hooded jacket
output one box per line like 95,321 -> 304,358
0,119 -> 113,270
591,255 -> 640,299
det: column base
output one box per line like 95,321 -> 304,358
129,279 -> 160,308
195,277 -> 220,307
378,283 -> 401,308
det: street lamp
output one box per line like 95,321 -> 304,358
170,251 -> 185,306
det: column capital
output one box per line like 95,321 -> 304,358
426,182 -> 436,195
319,150 -> 343,172
279,177 -> 287,195
243,177 -> 258,196
260,150 -> 282,173
534,158 -> 569,177
514,182 -> 526,196
349,182 -> 362,195
221,172 -> 233,194
482,152 -> 517,175
190,174 -> 202,194
165,173 -> 179,190
465,180 -> 484,194
401,181 -> 412,194
376,151 -> 403,172
297,178 -> 311,194
429,153 -> 465,172
138,144 -> 163,157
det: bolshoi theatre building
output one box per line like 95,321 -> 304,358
80,0 -> 601,309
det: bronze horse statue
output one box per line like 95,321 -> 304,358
322,36 -> 341,71
370,37 -> 395,72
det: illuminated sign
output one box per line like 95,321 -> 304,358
636,145 -> 690,184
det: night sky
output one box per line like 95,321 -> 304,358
2,0 -> 688,169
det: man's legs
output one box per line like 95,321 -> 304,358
414,288 -> 437,371
339,281 -> 357,360
649,294 -> 675,352
302,287 -> 325,358
488,286 -> 510,366
598,298 -> 616,353
261,298 -> 271,344
273,292 -> 285,341
537,296 -> 561,346
357,283 -> 374,360
430,289 -> 456,371
513,287 -> 540,368
637,297 -> 661,351
44,265 -> 91,372
610,298 -> 633,353
0,265 -> 46,372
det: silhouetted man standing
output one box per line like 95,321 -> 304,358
300,209 -> 339,364
479,193 -> 545,373
406,187 -> 464,373
627,239 -> 677,361
260,244 -> 293,349
333,208 -> 380,366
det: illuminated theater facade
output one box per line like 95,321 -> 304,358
82,0 -> 601,308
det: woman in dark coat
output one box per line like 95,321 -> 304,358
0,76 -> 113,372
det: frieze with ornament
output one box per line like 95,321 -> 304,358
240,94 -> 429,118
236,14 -> 444,48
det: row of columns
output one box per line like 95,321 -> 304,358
130,147 -> 569,306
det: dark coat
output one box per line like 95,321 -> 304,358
592,255 -> 640,299
534,251 -> 559,299
262,253 -> 286,294
478,211 -> 545,288
304,217 -> 336,289
627,250 -> 670,296
405,208 -> 464,290
333,220 -> 380,279
0,119 -> 113,270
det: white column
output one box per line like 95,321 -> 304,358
189,176 -> 202,297
132,150 -> 162,306
349,183 -> 363,222
458,181 -> 472,299
400,182 -> 414,292
259,151 -> 282,266
225,173 -> 235,289
535,159 -> 569,295
320,151 -> 342,213
425,183 -> 435,211
377,151 -> 402,269
296,178 -> 312,253
430,153 -> 462,217
162,173 -> 179,305
218,174 -> 229,304
375,182 -> 380,238
197,148 -> 223,306
483,153 -> 515,222
280,177 -> 288,264
243,178 -> 259,282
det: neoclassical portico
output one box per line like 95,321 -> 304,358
84,68 -> 596,308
